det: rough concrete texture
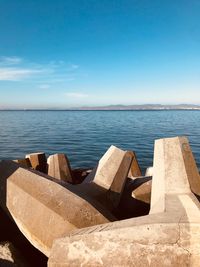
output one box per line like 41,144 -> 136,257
47,153 -> 74,183
48,136 -> 200,267
25,152 -> 47,173
82,145 -> 133,209
127,151 -> 142,178
0,161 -> 114,257
150,136 -> 200,213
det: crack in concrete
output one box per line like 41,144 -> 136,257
175,215 -> 191,266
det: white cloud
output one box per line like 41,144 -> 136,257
65,92 -> 89,98
0,68 -> 44,81
0,56 -> 80,82
0,56 -> 23,65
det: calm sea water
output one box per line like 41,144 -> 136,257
0,110 -> 200,173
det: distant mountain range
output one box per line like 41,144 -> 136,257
1,104 -> 200,111
72,104 -> 200,110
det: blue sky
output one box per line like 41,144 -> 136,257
0,0 -> 200,108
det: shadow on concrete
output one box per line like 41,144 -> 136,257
0,161 -> 48,267
114,177 -> 151,219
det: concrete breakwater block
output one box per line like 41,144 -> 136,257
131,177 -> 152,204
72,145 -> 133,211
25,152 -> 47,173
0,161 -> 115,257
47,153 -> 74,183
48,136 -> 200,267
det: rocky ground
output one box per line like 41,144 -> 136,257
0,207 -> 47,266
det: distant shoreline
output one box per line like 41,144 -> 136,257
0,109 -> 200,111
1,104 -> 200,111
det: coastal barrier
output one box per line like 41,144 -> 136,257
1,136 -> 200,266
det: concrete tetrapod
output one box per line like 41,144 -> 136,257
48,136 -> 200,267
69,145 -> 133,212
25,152 -> 47,173
47,153 -> 74,183
0,161 -> 115,257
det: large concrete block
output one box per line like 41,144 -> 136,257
25,152 -> 47,173
0,161 -> 114,257
47,154 -> 74,183
150,136 -> 200,214
48,136 -> 200,267
131,177 -> 152,204
76,145 -> 133,210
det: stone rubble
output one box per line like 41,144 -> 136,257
0,136 -> 200,266
0,242 -> 27,266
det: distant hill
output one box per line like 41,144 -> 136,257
72,104 -> 200,110
1,104 -> 200,111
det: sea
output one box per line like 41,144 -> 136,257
0,110 -> 200,174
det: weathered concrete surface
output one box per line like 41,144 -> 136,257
48,136 -> 200,267
0,161 -> 114,257
47,154 -> 74,183
25,152 -> 47,173
81,145 -> 133,209
127,151 -> 142,178
150,136 -> 200,214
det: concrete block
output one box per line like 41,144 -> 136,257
48,136 -> 200,267
0,161 -> 114,257
150,136 -> 200,214
47,154 -> 74,183
25,152 -> 47,173
127,151 -> 142,178
78,145 -> 133,209
131,177 -> 152,204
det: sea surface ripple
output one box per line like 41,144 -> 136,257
0,110 -> 200,173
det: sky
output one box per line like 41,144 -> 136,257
0,0 -> 200,108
